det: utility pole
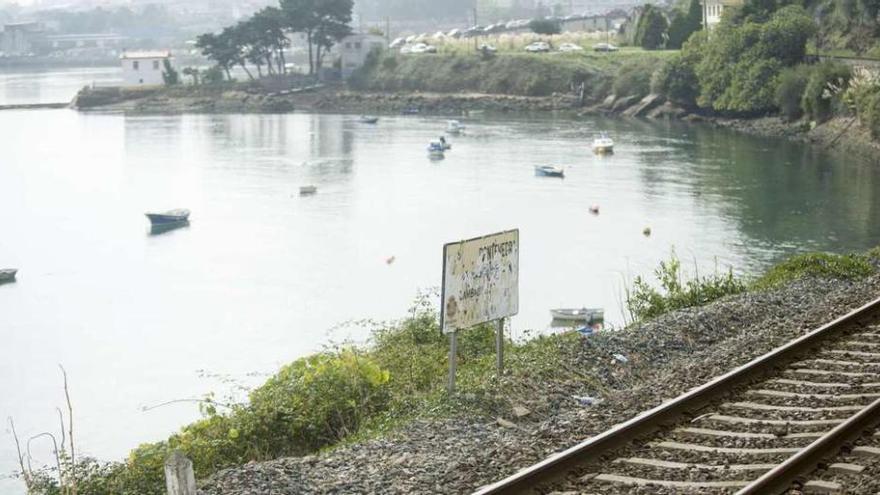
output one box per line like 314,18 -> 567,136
473,7 -> 478,51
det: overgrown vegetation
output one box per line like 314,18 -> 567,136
754,252 -> 876,289
19,244 -> 880,493
625,251 -> 746,322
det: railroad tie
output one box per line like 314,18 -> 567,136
675,426 -> 823,440
789,368 -> 875,378
839,340 -> 880,348
803,479 -> 842,494
650,441 -> 801,455
852,446 -> 880,458
748,389 -> 880,401
826,349 -> 880,358
705,414 -> 843,426
612,457 -> 775,472
828,462 -> 865,474
722,401 -> 864,413
593,474 -> 750,489
801,358 -> 880,367
768,378 -> 850,389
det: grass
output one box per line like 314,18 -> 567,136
351,47 -> 677,98
753,252 -> 876,290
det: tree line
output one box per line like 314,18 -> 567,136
196,0 -> 354,81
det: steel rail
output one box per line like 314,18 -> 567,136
736,396 -> 880,495
472,296 -> 880,495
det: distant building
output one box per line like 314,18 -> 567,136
1,22 -> 45,56
46,33 -> 129,51
339,33 -> 384,79
120,50 -> 173,86
702,0 -> 744,29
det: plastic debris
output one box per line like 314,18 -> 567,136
612,353 -> 628,364
572,395 -> 600,407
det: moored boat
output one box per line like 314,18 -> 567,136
145,209 -> 190,226
300,185 -> 318,195
0,268 -> 17,284
592,133 -> 614,154
360,115 -> 379,124
550,307 -> 604,323
428,141 -> 446,159
535,165 -> 565,178
446,120 -> 465,134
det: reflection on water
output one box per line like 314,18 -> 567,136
149,221 -> 191,236
3,100 -> 880,494
0,66 -> 120,105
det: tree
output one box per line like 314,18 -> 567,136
634,5 -> 669,50
196,31 -> 236,80
182,67 -> 200,85
281,0 -> 353,75
528,18 -> 562,35
666,0 -> 702,49
651,54 -> 700,107
161,59 -> 179,85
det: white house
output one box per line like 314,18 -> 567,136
339,33 -> 385,79
702,0 -> 744,30
120,50 -> 173,86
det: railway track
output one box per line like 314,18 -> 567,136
474,298 -> 880,495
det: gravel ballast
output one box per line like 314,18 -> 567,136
199,274 -> 880,495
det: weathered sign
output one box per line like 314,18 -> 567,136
441,229 -> 519,334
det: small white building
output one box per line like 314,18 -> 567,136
120,50 -> 173,86
702,0 -> 744,30
340,34 -> 385,79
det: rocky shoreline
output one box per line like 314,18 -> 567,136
198,273 -> 880,494
72,85 -> 880,161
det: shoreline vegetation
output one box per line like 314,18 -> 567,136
15,248 -> 880,494
71,50 -> 880,161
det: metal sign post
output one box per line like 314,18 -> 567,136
496,318 -> 504,376
441,229 -> 519,394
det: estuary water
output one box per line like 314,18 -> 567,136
3,69 -> 880,492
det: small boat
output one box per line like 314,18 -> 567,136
360,115 -> 379,124
145,209 -> 190,226
401,107 -> 420,115
551,308 -> 604,323
535,165 -> 565,178
300,185 -> 318,195
592,133 -> 614,154
438,138 -> 452,151
0,269 -> 17,284
428,141 -> 446,159
446,120 -> 465,134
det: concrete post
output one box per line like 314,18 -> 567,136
165,450 -> 196,495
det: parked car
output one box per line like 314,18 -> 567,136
408,43 -> 437,54
524,41 -> 551,53
479,43 -> 498,53
389,37 -> 406,49
558,42 -> 584,52
593,43 -> 619,52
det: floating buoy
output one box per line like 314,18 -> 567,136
589,205 -> 600,215
643,227 -> 652,237
386,256 -> 396,265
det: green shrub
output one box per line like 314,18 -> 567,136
613,59 -> 655,98
634,4 -> 669,50
626,251 -> 746,322
802,62 -> 851,122
754,253 -> 875,290
856,89 -> 880,139
529,18 -> 561,35
775,64 -> 810,121
247,350 -> 391,454
651,54 -> 699,107
666,0 -> 702,49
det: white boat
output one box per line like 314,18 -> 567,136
535,165 -> 565,178
446,120 -> 465,134
359,115 -> 379,124
145,209 -> 190,226
428,141 -> 446,158
0,268 -> 17,283
551,308 -> 604,323
299,185 -> 318,195
592,133 -> 614,154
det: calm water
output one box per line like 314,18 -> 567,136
3,71 -> 880,492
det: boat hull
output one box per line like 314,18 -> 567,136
146,214 -> 189,225
551,308 -> 604,322
593,146 -> 614,154
0,269 -> 17,283
535,166 -> 564,178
